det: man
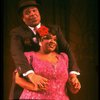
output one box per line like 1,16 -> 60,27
9,0 -> 80,99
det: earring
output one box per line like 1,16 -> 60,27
39,42 -> 42,46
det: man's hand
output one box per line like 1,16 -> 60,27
67,74 -> 81,94
15,71 -> 47,91
27,73 -> 48,89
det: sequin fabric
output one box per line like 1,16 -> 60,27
20,52 -> 69,100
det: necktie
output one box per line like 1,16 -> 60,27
32,27 -> 37,35
32,27 -> 38,43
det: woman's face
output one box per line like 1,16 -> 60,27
22,6 -> 41,27
40,34 -> 57,53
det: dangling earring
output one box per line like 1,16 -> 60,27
39,42 -> 42,46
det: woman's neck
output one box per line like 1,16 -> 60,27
36,50 -> 58,64
38,50 -> 53,55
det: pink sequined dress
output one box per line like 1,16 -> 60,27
20,51 -> 69,100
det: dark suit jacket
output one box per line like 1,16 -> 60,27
9,23 -> 80,99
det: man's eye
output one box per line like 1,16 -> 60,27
32,9 -> 36,12
25,11 -> 30,15
54,39 -> 57,41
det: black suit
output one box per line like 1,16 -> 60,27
9,23 -> 80,99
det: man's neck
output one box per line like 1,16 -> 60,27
28,23 -> 41,29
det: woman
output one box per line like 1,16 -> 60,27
15,25 -> 81,99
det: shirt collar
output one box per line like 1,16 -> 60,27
28,23 -> 41,31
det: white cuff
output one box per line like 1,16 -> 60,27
69,71 -> 80,75
23,70 -> 34,76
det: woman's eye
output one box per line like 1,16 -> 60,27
42,36 -> 51,40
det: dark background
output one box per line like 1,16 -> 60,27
4,0 -> 98,100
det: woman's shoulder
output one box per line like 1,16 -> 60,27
59,52 -> 68,60
24,51 -> 37,64
24,51 -> 36,57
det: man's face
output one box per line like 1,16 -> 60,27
40,34 -> 57,53
22,6 -> 41,27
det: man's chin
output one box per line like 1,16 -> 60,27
30,23 -> 39,27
